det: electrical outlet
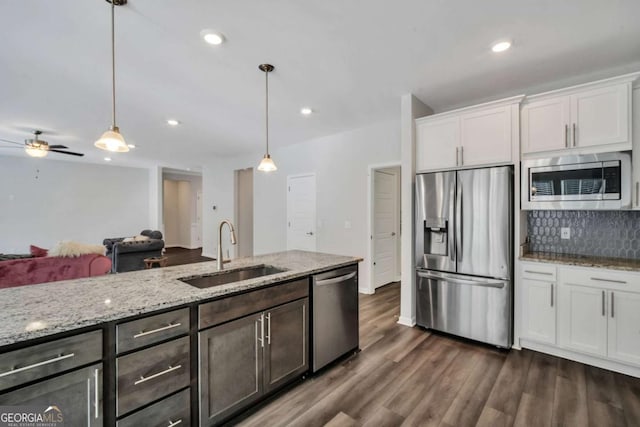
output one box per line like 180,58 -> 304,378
561,227 -> 571,239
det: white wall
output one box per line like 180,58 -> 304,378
0,156 -> 151,253
203,119 -> 400,292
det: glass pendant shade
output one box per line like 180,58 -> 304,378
94,127 -> 129,152
257,154 -> 277,172
25,146 -> 47,158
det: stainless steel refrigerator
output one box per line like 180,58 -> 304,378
415,166 -> 513,348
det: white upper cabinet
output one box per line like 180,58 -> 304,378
632,86 -> 640,209
415,96 -> 522,172
521,73 -> 639,156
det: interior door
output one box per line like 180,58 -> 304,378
456,166 -> 511,279
373,170 -> 398,288
287,174 -> 316,251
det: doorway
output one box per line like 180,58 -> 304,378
234,168 -> 254,258
162,169 -> 203,249
370,165 -> 401,291
287,174 -> 316,251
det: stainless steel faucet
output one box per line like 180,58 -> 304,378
217,219 -> 237,270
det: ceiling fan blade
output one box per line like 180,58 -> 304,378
0,138 -> 23,146
47,144 -> 68,149
0,146 -> 24,149
49,149 -> 84,157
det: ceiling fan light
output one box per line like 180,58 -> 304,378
257,154 -> 277,172
94,127 -> 130,152
25,146 -> 47,158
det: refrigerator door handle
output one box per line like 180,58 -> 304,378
455,177 -> 463,263
416,271 -> 505,289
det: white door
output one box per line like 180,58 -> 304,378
287,174 -> 316,251
558,284 -> 607,357
571,83 -> 630,148
415,117 -> 459,171
195,190 -> 203,248
522,278 -> 556,344
521,95 -> 571,154
373,170 -> 398,288
459,105 -> 512,166
607,290 -> 640,366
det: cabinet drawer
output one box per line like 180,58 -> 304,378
199,278 -> 309,330
0,330 -> 102,392
558,266 -> 637,290
117,388 -> 190,427
521,263 -> 557,281
117,308 -> 190,354
116,336 -> 190,416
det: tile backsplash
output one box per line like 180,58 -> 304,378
527,210 -> 640,259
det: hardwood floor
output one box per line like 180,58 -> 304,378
163,247 -> 212,266
236,282 -> 640,427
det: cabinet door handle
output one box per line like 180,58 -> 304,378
565,124 -> 569,148
265,313 -> 271,345
524,270 -> 553,276
133,323 -> 182,339
550,284 -> 554,307
94,368 -> 100,419
167,420 -> 182,427
602,291 -> 606,317
611,292 -> 615,318
134,365 -> 182,385
590,277 -> 627,285
455,147 -> 459,166
572,123 -> 577,147
256,314 -> 264,348
460,146 -> 464,166
636,182 -> 639,207
0,353 -> 75,378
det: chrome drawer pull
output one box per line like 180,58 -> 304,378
590,277 -> 627,285
133,323 -> 182,339
134,365 -> 182,385
0,353 -> 75,378
265,313 -> 271,345
524,270 -> 553,276
94,368 -> 100,419
167,420 -> 182,427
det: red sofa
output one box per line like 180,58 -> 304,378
0,254 -> 112,289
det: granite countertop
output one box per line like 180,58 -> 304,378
0,250 -> 362,347
520,251 -> 640,272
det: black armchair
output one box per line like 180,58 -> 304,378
103,230 -> 164,273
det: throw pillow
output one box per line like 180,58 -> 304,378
122,237 -> 136,242
48,241 -> 107,258
133,235 -> 151,241
30,245 -> 48,257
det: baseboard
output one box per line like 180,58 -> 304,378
397,316 -> 416,327
358,287 -> 374,295
521,339 -> 640,378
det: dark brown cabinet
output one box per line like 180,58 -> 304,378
0,363 -> 103,426
199,297 -> 308,426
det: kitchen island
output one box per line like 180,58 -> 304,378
0,250 -> 362,426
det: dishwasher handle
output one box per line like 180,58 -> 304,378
315,271 -> 357,286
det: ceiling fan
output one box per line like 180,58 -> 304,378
0,130 -> 84,158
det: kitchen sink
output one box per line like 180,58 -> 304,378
179,264 -> 287,289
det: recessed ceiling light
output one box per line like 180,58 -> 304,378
127,144 -> 136,149
300,107 -> 313,116
104,157 -> 112,162
201,30 -> 225,45
491,40 -> 512,53
167,119 -> 180,126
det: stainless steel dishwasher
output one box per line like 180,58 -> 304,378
311,264 -> 359,372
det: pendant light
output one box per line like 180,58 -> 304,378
257,64 -> 277,172
95,0 -> 129,153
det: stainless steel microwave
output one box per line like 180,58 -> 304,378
521,152 -> 631,210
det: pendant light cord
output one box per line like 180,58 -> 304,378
111,1 -> 117,129
265,68 -> 269,155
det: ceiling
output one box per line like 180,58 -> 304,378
1,0 -> 639,169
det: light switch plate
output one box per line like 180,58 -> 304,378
561,227 -> 570,239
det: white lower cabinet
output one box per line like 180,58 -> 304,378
520,261 -> 640,375
557,284 -> 608,357
607,290 -> 640,366
522,278 -> 556,344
